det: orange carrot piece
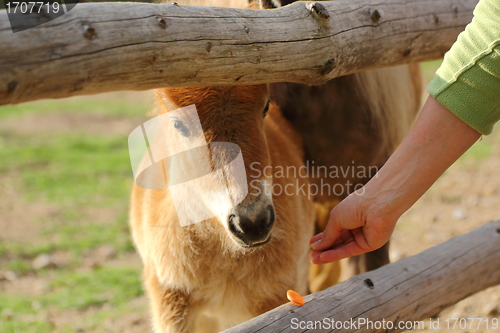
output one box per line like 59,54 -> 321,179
286,290 -> 305,306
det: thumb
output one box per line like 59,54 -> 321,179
309,217 -> 343,251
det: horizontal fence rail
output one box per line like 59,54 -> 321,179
0,0 -> 479,105
223,220 -> 500,333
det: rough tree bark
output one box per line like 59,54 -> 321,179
0,0 -> 479,105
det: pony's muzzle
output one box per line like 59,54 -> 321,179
228,204 -> 275,248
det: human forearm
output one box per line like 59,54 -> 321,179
362,96 -> 481,224
310,96 -> 481,263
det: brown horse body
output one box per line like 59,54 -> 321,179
130,85 -> 316,332
129,1 -> 422,332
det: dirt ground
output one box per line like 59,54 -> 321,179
1,88 -> 499,332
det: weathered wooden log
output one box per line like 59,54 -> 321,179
223,220 -> 500,332
0,0 -> 479,105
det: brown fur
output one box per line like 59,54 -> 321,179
130,85 -> 316,332
131,1 -> 423,331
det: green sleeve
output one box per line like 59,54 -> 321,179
427,0 -> 500,135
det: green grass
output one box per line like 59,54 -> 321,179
0,131 -> 136,260
0,92 -> 151,120
0,144 -> 139,274
45,267 -> 143,309
0,212 -> 134,264
7,258 -> 32,275
0,296 -> 54,333
45,214 -> 135,254
1,242 -> 61,261
0,133 -> 133,206
0,267 -> 142,333
0,92 -> 147,332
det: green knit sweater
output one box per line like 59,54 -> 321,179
428,0 -> 500,135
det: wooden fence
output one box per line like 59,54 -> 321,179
0,0 -> 479,105
224,220 -> 500,332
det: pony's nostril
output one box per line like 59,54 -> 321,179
266,205 -> 275,228
228,214 -> 242,236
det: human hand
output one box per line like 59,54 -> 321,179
309,97 -> 481,264
309,191 -> 398,264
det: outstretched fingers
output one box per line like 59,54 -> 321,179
310,241 -> 367,264
309,232 -> 323,246
309,223 -> 343,252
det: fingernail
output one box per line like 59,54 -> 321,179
310,239 -> 321,249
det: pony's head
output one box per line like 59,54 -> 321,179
156,85 -> 276,249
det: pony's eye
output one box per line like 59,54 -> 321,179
263,100 -> 271,118
171,118 -> 190,137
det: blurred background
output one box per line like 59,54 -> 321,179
0,90 -> 154,332
0,12 -> 498,331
